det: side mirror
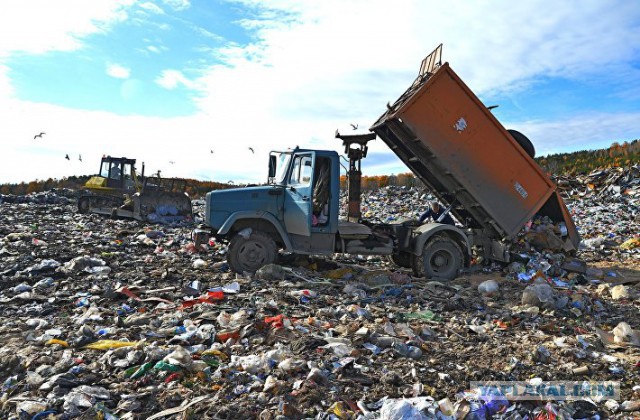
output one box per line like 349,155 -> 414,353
268,155 -> 277,178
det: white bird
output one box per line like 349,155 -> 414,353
34,132 -> 45,139
350,123 -> 358,130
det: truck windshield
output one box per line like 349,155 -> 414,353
270,152 -> 292,184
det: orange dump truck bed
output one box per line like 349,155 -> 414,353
371,48 -> 579,249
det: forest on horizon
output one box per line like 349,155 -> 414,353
1,139 -> 637,198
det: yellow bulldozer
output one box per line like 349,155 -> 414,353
78,156 -> 193,223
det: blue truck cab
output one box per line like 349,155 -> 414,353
202,147 -> 395,272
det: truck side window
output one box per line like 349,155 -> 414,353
289,155 -> 312,186
123,164 -> 132,180
100,162 -> 109,178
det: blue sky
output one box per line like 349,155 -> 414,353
1,0 -> 639,184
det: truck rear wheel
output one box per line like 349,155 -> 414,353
412,236 -> 462,280
227,230 -> 277,273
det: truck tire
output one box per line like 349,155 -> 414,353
388,252 -> 412,268
412,236 -> 463,280
507,129 -> 535,158
227,230 -> 277,273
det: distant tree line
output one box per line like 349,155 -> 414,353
535,139 -> 639,175
1,140 -> 637,197
0,175 -> 232,198
0,176 -> 91,196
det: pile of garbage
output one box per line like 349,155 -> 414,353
0,189 -> 76,205
552,166 -> 639,264
0,179 -> 638,419
554,165 -> 640,200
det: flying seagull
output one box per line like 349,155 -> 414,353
169,161 -> 175,165
248,147 -> 254,154
79,154 -> 82,162
34,132 -> 45,139
350,123 -> 358,130
210,149 -> 214,154
65,154 -> 70,160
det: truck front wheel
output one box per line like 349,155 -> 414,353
388,252 -> 412,268
228,230 -> 277,273
412,236 -> 463,280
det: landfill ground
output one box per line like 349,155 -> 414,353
0,166 -> 638,419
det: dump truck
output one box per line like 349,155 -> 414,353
195,44 -> 579,278
78,155 -> 193,223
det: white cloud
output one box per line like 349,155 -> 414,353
0,0 -> 133,56
147,45 -> 161,54
0,0 -> 639,185
508,112 -> 640,156
0,63 -> 14,97
106,63 -> 131,79
162,0 -> 190,11
155,69 -> 193,89
139,2 -> 164,14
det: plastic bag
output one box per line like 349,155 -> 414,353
379,399 -> 429,420
84,340 -> 139,350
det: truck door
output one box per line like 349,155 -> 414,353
283,152 -> 314,236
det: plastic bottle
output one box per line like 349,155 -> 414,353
391,341 -> 423,359
127,362 -> 154,379
158,325 -> 187,336
96,327 -> 117,336
363,342 -> 382,355
373,336 -> 402,349
153,361 -> 182,372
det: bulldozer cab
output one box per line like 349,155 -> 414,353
99,157 -> 138,192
